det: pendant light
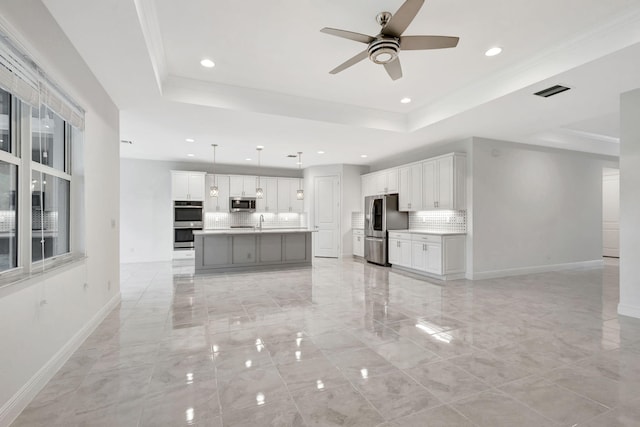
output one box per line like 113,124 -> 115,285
209,144 -> 219,197
256,147 -> 264,199
296,152 -> 304,200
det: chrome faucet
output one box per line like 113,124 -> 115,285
258,214 -> 264,230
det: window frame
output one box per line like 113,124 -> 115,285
30,112 -> 73,270
0,92 -> 22,278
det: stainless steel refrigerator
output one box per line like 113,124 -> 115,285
364,194 -> 408,265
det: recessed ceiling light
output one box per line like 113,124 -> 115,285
245,158 -> 252,161
400,97 -> 412,104
485,47 -> 502,57
187,153 -> 194,157
361,154 -> 368,158
200,58 -> 215,68
185,138 -> 195,142
317,151 -> 325,154
256,145 -> 264,149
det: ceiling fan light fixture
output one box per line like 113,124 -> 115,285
368,38 -> 400,64
485,47 -> 502,57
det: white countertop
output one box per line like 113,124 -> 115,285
389,230 -> 466,236
194,228 -> 316,235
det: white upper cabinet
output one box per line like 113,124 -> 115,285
256,177 -> 278,212
361,174 -> 374,198
229,175 -> 257,197
205,174 -> 230,212
386,169 -> 398,193
423,153 -> 466,210
277,178 -> 304,213
171,171 -> 206,201
361,168 -> 399,196
398,163 -> 423,211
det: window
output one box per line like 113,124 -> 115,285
31,107 -> 72,263
0,161 -> 17,270
31,171 -> 70,262
32,105 -> 66,170
0,89 -> 9,153
0,29 -> 84,277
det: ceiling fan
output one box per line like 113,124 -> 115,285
320,0 -> 459,81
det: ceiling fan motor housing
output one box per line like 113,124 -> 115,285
368,37 -> 400,64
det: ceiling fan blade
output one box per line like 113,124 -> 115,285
321,27 -> 375,44
383,0 -> 425,37
329,50 -> 369,74
400,35 -> 459,50
384,58 -> 403,80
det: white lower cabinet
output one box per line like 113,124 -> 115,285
353,229 -> 364,257
388,233 -> 412,268
390,231 -> 465,280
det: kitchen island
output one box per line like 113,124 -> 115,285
193,228 -> 314,273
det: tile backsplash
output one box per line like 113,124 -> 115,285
351,210 -> 466,233
205,212 -> 307,229
409,210 -> 466,233
352,212 -> 364,229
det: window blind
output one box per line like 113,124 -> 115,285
0,30 -> 85,129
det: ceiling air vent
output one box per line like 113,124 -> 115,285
534,85 -> 570,98
286,154 -> 297,158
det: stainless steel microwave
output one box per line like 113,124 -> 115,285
230,197 -> 256,212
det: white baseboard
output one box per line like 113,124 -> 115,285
618,303 -> 640,319
0,293 -> 121,427
470,259 -> 604,280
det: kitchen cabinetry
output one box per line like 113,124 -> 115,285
362,169 -> 399,196
389,231 -> 465,279
410,235 -> 444,275
398,163 -> 423,211
171,171 -> 206,201
205,174 -> 230,212
352,229 -> 364,257
256,177 -> 278,212
229,175 -> 257,197
194,230 -> 313,273
388,232 -> 412,268
277,178 -> 304,213
423,153 -> 466,210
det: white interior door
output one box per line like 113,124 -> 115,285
314,176 -> 340,258
603,168 -> 620,257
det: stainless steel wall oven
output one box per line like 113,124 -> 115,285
173,200 -> 203,249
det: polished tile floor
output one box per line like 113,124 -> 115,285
12,257 -> 640,426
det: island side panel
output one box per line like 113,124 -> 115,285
232,235 -> 257,265
203,235 -> 231,266
259,234 -> 284,263
284,233 -> 310,262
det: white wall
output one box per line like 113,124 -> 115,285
470,137 -> 617,278
0,1 -> 120,425
619,89 -> 640,319
120,158 -> 303,263
602,168 -> 620,257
